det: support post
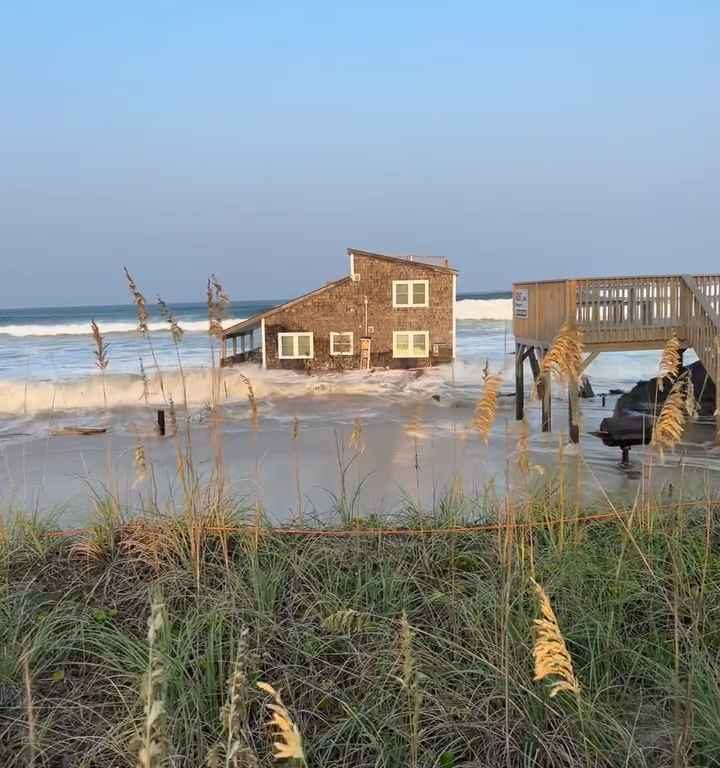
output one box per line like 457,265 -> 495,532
568,381 -> 580,444
515,343 -> 525,421
542,373 -> 552,433
157,409 -> 166,437
527,347 -> 551,432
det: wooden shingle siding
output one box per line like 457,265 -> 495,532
261,252 -> 455,371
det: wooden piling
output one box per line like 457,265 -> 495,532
515,343 -> 525,420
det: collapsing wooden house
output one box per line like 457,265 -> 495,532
221,248 -> 457,370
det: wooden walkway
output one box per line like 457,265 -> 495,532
512,274 -> 720,441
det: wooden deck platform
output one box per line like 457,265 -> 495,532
512,274 -> 720,441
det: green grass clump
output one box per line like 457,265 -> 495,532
1,494 -> 720,767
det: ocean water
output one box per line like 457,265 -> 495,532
0,291 -> 688,420
1,291 -> 717,521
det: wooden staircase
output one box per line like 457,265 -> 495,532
680,275 -> 720,400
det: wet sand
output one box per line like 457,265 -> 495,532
2,385 -> 720,528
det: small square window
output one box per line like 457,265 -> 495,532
330,332 -> 353,356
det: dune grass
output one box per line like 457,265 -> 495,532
1,481 -> 720,767
3,276 -> 718,766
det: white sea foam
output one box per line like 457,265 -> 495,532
0,318 -> 247,337
0,365 -> 466,416
0,298 -> 512,337
455,298 -> 512,321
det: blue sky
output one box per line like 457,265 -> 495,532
1,2 -> 718,306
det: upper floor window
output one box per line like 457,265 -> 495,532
278,332 -> 314,359
393,279 -> 429,308
330,332 -> 353,356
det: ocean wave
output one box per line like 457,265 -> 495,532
0,298 -> 512,337
455,298 -> 512,321
0,318 -> 247,337
0,360 -> 514,417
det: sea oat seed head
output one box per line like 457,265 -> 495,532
472,371 -> 503,444
530,578 -> 579,698
256,682 -> 305,762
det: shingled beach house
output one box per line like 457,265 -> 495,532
221,248 -> 457,371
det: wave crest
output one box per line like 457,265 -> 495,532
0,298 -> 512,337
455,298 -> 512,321
0,318 -> 247,337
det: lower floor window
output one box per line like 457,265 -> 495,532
393,330 -> 429,358
330,331 -> 353,355
278,332 -> 314,359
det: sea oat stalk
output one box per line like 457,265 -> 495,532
256,682 -> 305,764
531,578 -> 579,698
541,321 -> 584,383
91,319 -> 109,408
135,592 -> 168,768
124,268 -> 166,401
657,333 -> 682,391
472,370 -> 503,443
651,377 -> 687,457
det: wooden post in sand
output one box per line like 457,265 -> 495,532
515,343 -> 525,420
527,347 -> 551,432
568,383 -> 580,444
157,409 -> 166,436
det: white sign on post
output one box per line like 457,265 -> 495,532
514,288 -> 529,319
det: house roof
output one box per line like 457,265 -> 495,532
222,248 -> 457,338
222,276 -> 352,337
347,248 -> 457,274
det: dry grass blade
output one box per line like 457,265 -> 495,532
210,627 -> 257,767
350,417 -> 364,452
139,358 -> 151,404
91,319 -> 109,370
531,578 -> 579,698
541,321 -> 584,383
516,419 -> 530,474
256,682 -> 305,763
238,374 -> 258,431
168,398 -> 178,435
657,333 -> 682,391
135,592 -> 168,768
124,267 -> 150,335
472,371 -> 503,444
134,441 -> 148,487
208,274 -> 231,338
651,377 -> 687,456
157,296 -> 184,343
322,609 -> 372,633
22,650 -> 37,768
398,612 -> 416,691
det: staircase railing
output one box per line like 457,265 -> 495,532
680,276 -> 720,399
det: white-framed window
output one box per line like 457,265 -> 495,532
393,331 -> 430,358
393,279 -> 429,308
277,332 -> 314,359
330,332 -> 354,356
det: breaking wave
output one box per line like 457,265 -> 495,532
0,298 -> 512,338
0,360 -> 516,417
0,318 -> 247,338
455,298 -> 512,321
